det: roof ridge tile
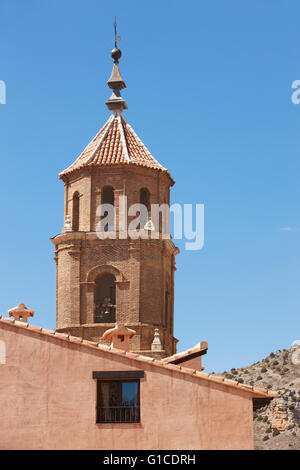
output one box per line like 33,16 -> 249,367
117,114 -> 130,162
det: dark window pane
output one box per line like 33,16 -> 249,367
122,382 -> 138,406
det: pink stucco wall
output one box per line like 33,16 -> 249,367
178,355 -> 203,371
0,322 -> 254,450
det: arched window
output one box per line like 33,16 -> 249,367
72,192 -> 80,231
94,273 -> 116,323
140,188 -> 150,229
140,188 -> 150,212
101,186 -> 115,232
102,186 -> 114,206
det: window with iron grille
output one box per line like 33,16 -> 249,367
96,379 -> 140,423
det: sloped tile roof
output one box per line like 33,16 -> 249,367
59,114 -> 171,180
0,316 -> 278,399
162,341 -> 208,364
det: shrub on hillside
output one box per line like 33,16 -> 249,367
225,373 -> 233,379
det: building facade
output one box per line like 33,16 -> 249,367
0,317 -> 276,450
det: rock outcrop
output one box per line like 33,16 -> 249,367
217,346 -> 300,450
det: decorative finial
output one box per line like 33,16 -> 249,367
106,18 -> 128,113
62,214 -> 72,233
144,217 -> 155,231
151,329 -> 163,352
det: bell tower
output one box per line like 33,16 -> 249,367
51,32 -> 179,357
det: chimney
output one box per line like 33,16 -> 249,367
8,302 -> 34,323
102,323 -> 136,352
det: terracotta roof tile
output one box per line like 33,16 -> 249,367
0,316 -> 277,399
59,114 -> 172,180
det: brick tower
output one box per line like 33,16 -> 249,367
51,38 -> 179,358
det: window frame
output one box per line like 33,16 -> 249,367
96,378 -> 141,424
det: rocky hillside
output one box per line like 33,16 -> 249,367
218,346 -> 300,450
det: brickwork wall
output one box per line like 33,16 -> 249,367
52,165 -> 178,357
65,172 -> 92,231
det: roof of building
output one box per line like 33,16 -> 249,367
59,114 -> 173,182
162,341 -> 208,365
0,315 -> 278,400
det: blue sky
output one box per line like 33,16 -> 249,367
0,0 -> 299,372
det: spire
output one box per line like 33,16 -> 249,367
106,18 -> 128,113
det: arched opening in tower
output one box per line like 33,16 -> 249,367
101,186 -> 115,232
72,192 -> 80,231
139,187 -> 150,228
94,273 -> 116,323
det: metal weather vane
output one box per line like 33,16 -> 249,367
114,17 -> 121,48
106,18 -> 127,112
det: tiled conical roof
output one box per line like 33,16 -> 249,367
60,33 -> 173,182
59,114 -> 172,180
